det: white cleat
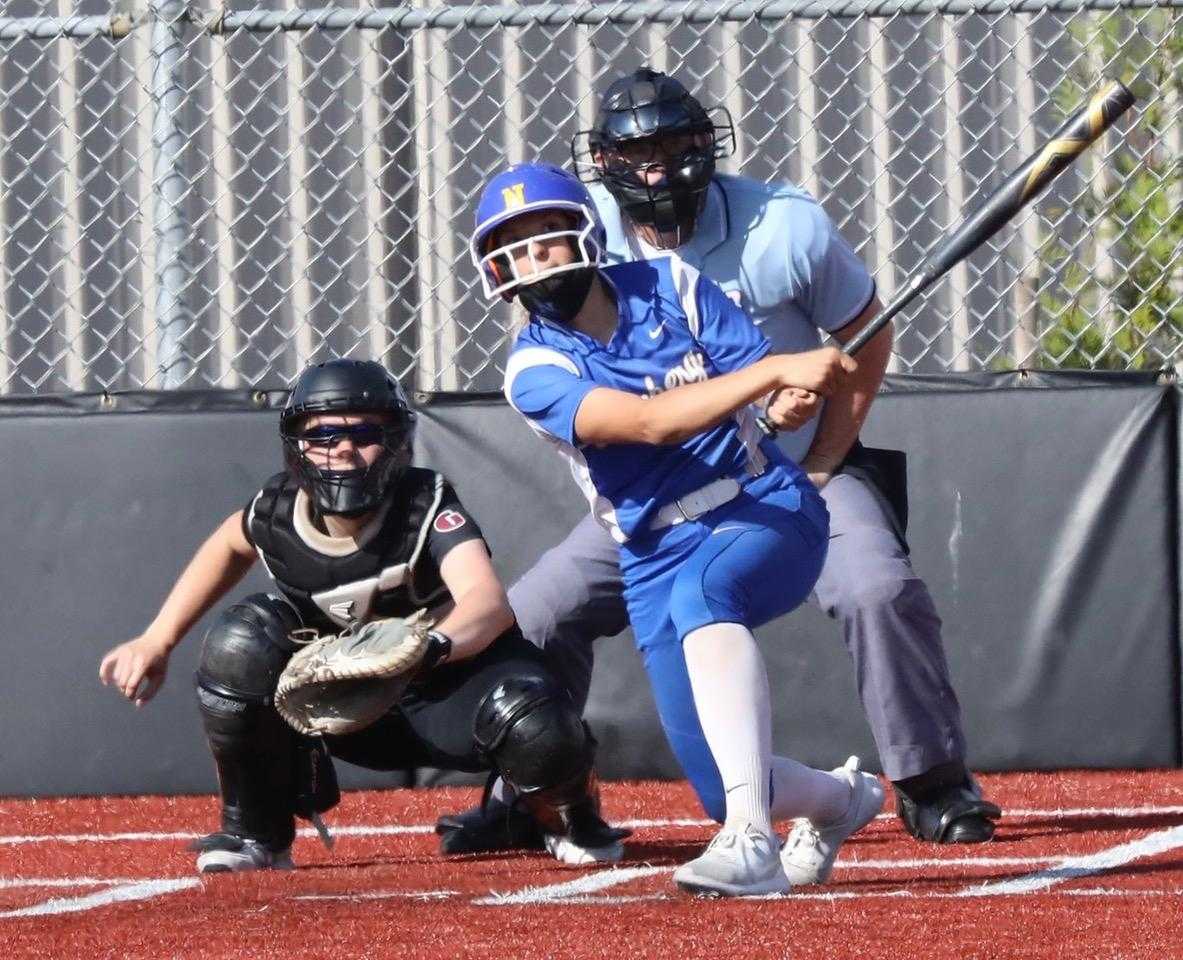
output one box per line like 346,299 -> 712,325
195,835 -> 295,874
673,823 -> 790,898
544,833 -> 625,866
780,755 -> 885,886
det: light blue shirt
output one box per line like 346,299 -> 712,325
589,174 -> 876,463
504,256 -> 796,543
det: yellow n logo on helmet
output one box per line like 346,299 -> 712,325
501,183 -> 526,209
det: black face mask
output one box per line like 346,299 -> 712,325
283,428 -> 413,519
517,267 -> 596,326
603,147 -> 715,246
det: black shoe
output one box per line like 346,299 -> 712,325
188,832 -> 295,873
435,799 -> 546,855
894,778 -> 1002,844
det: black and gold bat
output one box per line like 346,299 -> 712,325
843,79 -> 1136,357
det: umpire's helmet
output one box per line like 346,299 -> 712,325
571,68 -> 735,246
280,359 -> 415,518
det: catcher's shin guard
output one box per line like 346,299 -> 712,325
195,594 -> 339,849
473,678 -> 630,851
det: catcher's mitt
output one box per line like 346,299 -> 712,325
275,611 -> 432,737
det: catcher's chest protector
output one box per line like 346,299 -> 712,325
248,467 -> 450,630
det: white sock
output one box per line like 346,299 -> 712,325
682,622 -> 773,836
769,756 -> 853,824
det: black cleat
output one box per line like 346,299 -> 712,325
189,832 -> 295,873
435,799 -> 546,855
894,779 -> 1002,844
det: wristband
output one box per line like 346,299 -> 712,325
423,629 -> 453,670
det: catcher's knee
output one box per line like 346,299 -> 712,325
196,593 -> 303,703
474,677 -> 628,848
474,676 -> 592,793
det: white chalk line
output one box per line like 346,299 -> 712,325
0,876 -> 157,890
958,823 -> 1183,896
0,878 -> 199,918
474,865 -> 670,905
4,829 -> 1182,917
2,804 -> 1180,846
294,890 -> 457,902
476,823 -> 1183,906
3,805 -> 1181,916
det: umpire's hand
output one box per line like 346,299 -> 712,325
764,387 -> 821,431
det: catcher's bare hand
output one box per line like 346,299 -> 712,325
764,387 -> 821,431
99,635 -> 170,707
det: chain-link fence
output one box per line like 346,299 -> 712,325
0,0 -> 1178,394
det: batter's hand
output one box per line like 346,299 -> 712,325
99,635 -> 170,707
775,347 -> 857,395
764,387 -> 821,431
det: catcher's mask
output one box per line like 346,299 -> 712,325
571,67 -> 735,248
281,359 -> 415,518
470,163 -> 606,327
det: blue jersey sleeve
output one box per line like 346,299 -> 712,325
504,346 -> 598,446
789,199 -> 876,334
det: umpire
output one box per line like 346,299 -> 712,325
439,68 -> 999,852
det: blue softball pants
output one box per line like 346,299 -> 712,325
618,466 -> 830,822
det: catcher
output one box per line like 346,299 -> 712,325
98,358 -> 628,873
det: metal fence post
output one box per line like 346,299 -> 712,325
149,0 -> 191,387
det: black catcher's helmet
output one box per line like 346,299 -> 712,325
280,359 -> 416,518
571,68 -> 735,246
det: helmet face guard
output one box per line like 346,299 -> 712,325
470,164 -> 607,306
472,201 -> 604,303
280,360 -> 416,518
571,69 -> 735,246
281,423 -> 412,519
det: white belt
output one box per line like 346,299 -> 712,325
650,477 -> 742,531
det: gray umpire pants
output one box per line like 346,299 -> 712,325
507,470 -> 968,783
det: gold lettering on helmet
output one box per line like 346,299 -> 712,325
501,183 -> 527,208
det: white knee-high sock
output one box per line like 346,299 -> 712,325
769,756 -> 853,824
682,622 -> 773,836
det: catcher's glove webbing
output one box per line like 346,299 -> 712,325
275,611 -> 432,737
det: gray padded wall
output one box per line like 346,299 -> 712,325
0,372 -> 1177,798
858,373 -> 1178,771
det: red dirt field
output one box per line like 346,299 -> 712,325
2,770 -> 1182,960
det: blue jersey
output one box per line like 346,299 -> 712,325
504,256 -> 790,543
589,174 -> 876,463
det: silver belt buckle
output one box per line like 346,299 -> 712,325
676,488 -> 706,521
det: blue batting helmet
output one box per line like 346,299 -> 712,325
470,163 -> 606,302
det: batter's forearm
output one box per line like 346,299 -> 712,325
636,357 -> 784,444
804,323 -> 891,473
